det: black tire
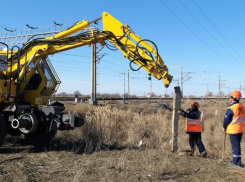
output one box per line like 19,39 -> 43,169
0,115 -> 7,147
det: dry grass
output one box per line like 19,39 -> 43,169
56,101 -> 172,152
1,99 -> 245,181
55,99 -> 245,165
1,148 -> 245,182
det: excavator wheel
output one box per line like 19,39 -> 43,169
0,115 -> 7,147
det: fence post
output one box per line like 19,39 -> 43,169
171,86 -> 181,152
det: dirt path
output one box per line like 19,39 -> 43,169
0,146 -> 244,182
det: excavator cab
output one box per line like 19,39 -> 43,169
24,57 -> 61,105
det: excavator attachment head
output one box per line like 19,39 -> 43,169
163,74 -> 173,88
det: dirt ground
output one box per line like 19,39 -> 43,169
1,100 -> 245,182
0,141 -> 245,182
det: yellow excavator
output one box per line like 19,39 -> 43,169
0,12 -> 172,146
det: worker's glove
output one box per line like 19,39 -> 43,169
178,109 -> 185,116
222,127 -> 226,132
186,108 -> 191,113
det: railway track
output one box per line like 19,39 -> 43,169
50,96 -> 229,102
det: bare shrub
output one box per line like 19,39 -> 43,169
56,102 -> 173,152
55,99 -> 245,162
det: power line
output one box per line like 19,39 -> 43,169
177,0 -> 245,70
192,0 -> 245,64
52,53 -> 129,73
57,52 -> 91,58
158,0 -> 245,78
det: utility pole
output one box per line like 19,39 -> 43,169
218,76 -> 220,99
90,43 -> 97,105
89,34 -> 106,105
128,69 -> 130,98
171,86 -> 181,152
148,74 -> 152,97
240,83 -> 245,93
122,70 -> 125,104
150,76 -> 152,97
181,67 -> 183,97
181,70 -> 193,98
218,76 -> 226,99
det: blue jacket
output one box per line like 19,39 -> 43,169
181,106 -> 200,120
223,101 -> 238,130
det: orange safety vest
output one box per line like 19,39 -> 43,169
226,103 -> 245,134
185,117 -> 201,132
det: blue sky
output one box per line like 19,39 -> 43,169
1,0 -> 245,97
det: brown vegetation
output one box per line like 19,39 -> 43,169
58,99 -> 245,161
1,99 -> 245,181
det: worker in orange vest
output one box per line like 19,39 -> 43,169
178,102 -> 207,157
223,90 -> 245,167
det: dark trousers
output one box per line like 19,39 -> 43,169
229,133 -> 243,166
188,132 -> 206,154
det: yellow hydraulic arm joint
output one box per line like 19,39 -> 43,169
53,20 -> 90,39
101,12 -> 172,88
46,17 -> 102,40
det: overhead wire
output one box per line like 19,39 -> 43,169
56,52 -> 91,58
55,59 -> 138,81
177,0 -> 245,70
158,0 -> 245,78
192,0 -> 245,64
53,46 -> 136,72
53,49 -> 149,89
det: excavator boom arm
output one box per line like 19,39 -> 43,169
15,12 -> 172,87
0,11 -> 172,105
